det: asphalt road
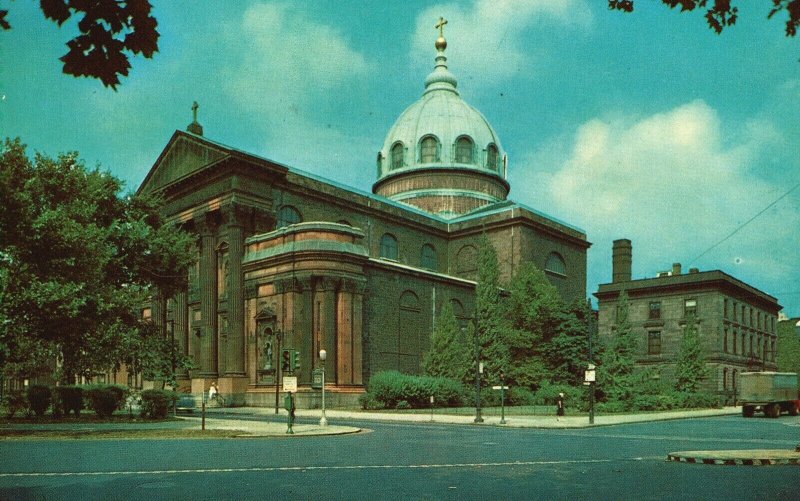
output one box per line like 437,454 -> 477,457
1,414 -> 798,500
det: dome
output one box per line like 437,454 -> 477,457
373,21 -> 509,219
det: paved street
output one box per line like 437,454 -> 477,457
1,414 -> 798,500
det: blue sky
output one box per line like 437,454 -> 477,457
2,1 -> 799,315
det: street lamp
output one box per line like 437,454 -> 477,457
319,349 -> 328,426
168,319 -> 176,416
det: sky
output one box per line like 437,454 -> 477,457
2,1 -> 799,315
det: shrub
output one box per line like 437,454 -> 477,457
507,387 -> 535,406
53,386 -> 83,417
533,382 -> 584,409
27,384 -> 52,417
365,371 -> 464,409
3,389 -> 29,418
358,393 -> 385,410
140,389 -> 177,419
395,400 -> 410,410
84,385 -> 128,418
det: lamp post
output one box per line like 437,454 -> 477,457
587,299 -> 595,425
473,321 -> 483,423
274,330 -> 283,415
319,349 -> 328,426
168,319 -> 176,416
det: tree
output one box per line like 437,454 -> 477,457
422,302 -> 471,384
474,234 -> 509,380
673,314 -> 710,393
776,318 -> 800,379
0,138 -> 195,383
544,299 -> 592,386
0,1 -> 159,89
609,1 -> 800,38
502,263 -> 564,389
597,289 -> 640,404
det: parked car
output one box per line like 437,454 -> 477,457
175,393 -> 197,414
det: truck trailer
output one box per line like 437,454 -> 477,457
739,372 -> 799,418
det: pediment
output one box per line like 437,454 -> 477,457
139,133 -> 228,194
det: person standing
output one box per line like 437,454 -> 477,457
556,392 -> 565,420
208,382 -> 218,404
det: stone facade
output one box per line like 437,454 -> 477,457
133,130 -> 589,407
595,241 -> 781,403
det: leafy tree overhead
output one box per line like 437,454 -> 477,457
609,0 -> 800,38
776,318 -> 800,381
0,0 -> 159,89
0,138 -> 195,383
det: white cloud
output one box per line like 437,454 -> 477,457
411,0 -> 591,88
519,100 -> 799,294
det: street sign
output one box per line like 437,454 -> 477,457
283,376 -> 298,392
311,368 -> 324,389
491,385 -> 509,390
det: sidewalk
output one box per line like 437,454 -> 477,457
205,405 -> 743,429
180,415 -> 360,437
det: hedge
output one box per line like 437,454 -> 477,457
52,385 -> 84,417
360,371 -> 464,409
84,385 -> 128,418
27,384 -> 52,417
140,389 -> 177,419
3,389 -> 29,418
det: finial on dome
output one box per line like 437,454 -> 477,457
435,17 -> 448,51
187,101 -> 203,136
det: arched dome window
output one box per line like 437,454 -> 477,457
420,244 -> 437,270
380,233 -> 399,260
391,142 -> 404,170
455,136 -> 474,164
276,205 -> 302,229
486,144 -> 499,171
545,252 -> 567,276
420,136 -> 439,163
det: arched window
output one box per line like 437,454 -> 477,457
276,205 -> 302,228
421,244 -> 437,270
391,142 -> 404,169
456,245 -> 478,274
420,136 -> 439,163
376,152 -> 383,176
455,136 -> 474,164
486,144 -> 499,171
380,233 -> 398,260
545,252 -> 567,276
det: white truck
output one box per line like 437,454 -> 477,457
739,371 -> 799,418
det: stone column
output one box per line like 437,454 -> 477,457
224,204 -> 246,376
197,214 -> 218,377
315,277 -> 338,384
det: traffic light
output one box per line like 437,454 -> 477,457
292,350 -> 301,372
281,349 -> 291,373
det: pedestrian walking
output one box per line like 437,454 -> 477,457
556,392 -> 565,420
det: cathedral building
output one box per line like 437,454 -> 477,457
137,23 -> 590,406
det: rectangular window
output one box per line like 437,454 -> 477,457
649,301 -> 661,320
684,299 -> 697,318
724,298 -> 729,319
732,330 -> 737,355
733,302 -> 738,322
723,328 -> 728,353
648,331 -> 662,355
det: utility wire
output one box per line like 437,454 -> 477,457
688,180 -> 800,265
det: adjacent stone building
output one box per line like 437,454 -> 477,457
595,239 -> 781,403
133,27 -> 590,406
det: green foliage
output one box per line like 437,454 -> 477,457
84,385 -> 128,418
475,234 -> 509,379
52,385 -> 83,416
140,389 -> 177,419
422,302 -> 471,384
27,384 -> 52,417
2,389 -> 28,418
609,1 -> 800,39
776,319 -> 800,380
0,138 -> 196,383
357,392 -> 385,410
673,316 -> 709,393
363,371 -> 464,409
597,290 -> 640,403
0,1 -> 160,88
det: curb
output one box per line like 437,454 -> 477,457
667,453 -> 800,466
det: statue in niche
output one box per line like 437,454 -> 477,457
262,340 -> 273,370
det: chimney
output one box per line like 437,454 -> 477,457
689,267 -> 699,274
672,263 -> 682,276
612,239 -> 632,283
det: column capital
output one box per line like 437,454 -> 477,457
221,203 -> 252,229
341,277 -> 366,295
317,277 -> 340,292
